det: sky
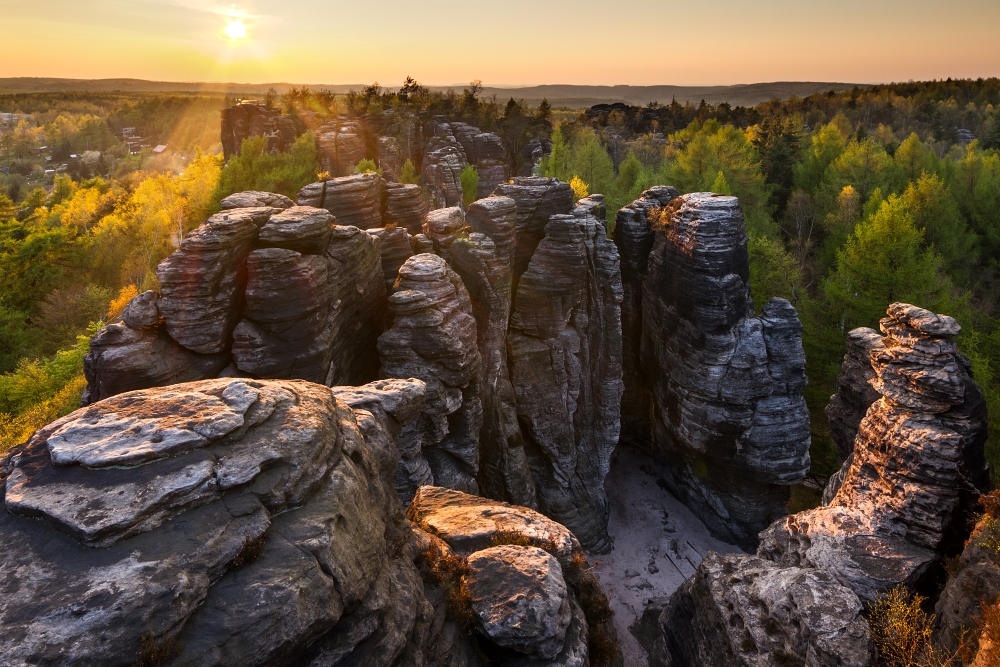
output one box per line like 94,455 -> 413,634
2,0 -> 999,86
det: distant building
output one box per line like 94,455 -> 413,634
153,145 -> 168,154
0,112 -> 30,126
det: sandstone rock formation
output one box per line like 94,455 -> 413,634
1,380 -> 619,666
507,205 -> 624,553
378,254 -> 483,495
221,103 -> 297,160
421,132 -> 467,208
760,303 -> 990,601
824,327 -> 883,463
424,118 -> 510,201
378,135 -> 404,181
492,177 -> 574,281
423,206 -> 467,261
84,197 -> 386,403
384,182 -> 430,234
367,225 -> 416,291
220,190 -> 295,210
451,196 -> 537,509
634,552 -> 872,667
612,186 -> 678,451
632,192 -> 810,550
315,119 -> 367,176
297,172 -> 386,230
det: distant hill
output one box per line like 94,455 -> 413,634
0,78 -> 859,108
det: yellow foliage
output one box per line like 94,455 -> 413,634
569,175 -> 589,200
316,171 -> 332,181
107,284 -> 140,320
0,375 -> 87,455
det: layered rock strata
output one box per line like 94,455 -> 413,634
423,206 -> 467,262
1,380 -> 618,666
507,205 -> 624,553
315,119 -> 367,177
423,119 -> 510,200
760,303 -> 991,601
824,327 -> 883,463
297,172 -> 386,230
384,182 -> 429,234
378,254 -> 484,495
634,552 -> 872,667
84,197 -> 386,403
450,196 -> 536,508
635,192 -> 811,550
612,186 -> 678,451
221,103 -> 297,160
367,225 -> 416,291
492,177 -> 574,281
378,136 -> 404,181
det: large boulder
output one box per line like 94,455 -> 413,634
634,552 -> 872,667
507,205 -> 623,553
297,173 -> 386,230
634,192 -> 810,550
385,182 -> 429,235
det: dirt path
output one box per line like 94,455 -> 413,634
592,446 -> 742,665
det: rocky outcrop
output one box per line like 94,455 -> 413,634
825,327 -> 883,463
315,119 -> 367,177
367,225 -> 415,291
378,136 -> 404,181
631,193 -> 811,551
220,190 -> 294,210
450,196 -> 536,508
760,303 -> 990,601
378,254 -> 483,495
84,196 -> 387,403
422,133 -> 467,208
221,103 -> 297,160
0,378 -> 419,666
423,206 -> 467,262
507,205 -> 624,553
385,182 -> 429,234
297,172 -> 386,230
634,552 -> 872,667
492,177 -> 574,281
612,186 -> 678,451
424,119 -> 510,200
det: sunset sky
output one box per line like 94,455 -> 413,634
3,0 -> 999,86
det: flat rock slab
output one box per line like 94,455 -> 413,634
466,545 -> 571,659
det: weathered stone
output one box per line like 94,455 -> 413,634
385,182 -> 429,235
221,103 -> 297,160
423,207 -> 467,262
378,254 -> 483,494
367,226 -> 415,291
491,177 -> 574,281
121,289 -> 161,329
507,207 -> 623,552
466,546 -> 571,659
451,198 -> 536,508
315,120 -> 367,177
297,173 -> 386,230
220,191 -> 294,210
156,207 -> 272,354
378,136 -> 404,181
257,206 -> 333,254
826,328 -> 884,464
612,186 -> 678,451
422,134 -> 466,208
760,303 -> 990,601
636,193 -> 810,550
634,552 -> 872,667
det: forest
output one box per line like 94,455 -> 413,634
1,78 -> 999,492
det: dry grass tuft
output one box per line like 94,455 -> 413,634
133,631 -> 182,667
228,534 -> 267,571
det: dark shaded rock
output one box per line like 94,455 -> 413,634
450,207 -> 537,507
825,328 -> 884,463
367,226 -> 415,291
220,191 -> 294,210
507,207 -> 623,553
634,552 -> 872,667
121,289 -> 160,329
378,254 -> 483,494
491,177 -> 574,281
574,194 -> 606,226
156,207 -> 273,354
413,233 -> 434,254
257,206 -> 333,254
297,173 -> 386,230
612,186 -> 678,451
422,134 -> 466,208
385,182 -> 430,235
221,103 -> 297,160
760,303 -> 990,601
637,193 -> 810,551
378,136 -> 404,181
83,321 -> 228,404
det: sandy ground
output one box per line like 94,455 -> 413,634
591,446 -> 742,665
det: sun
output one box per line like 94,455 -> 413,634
224,19 -> 247,41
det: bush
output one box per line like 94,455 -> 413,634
460,164 -> 479,205
355,158 -> 382,175
399,159 -> 419,184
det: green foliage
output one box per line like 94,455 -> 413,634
567,129 -> 615,197
823,195 -> 951,333
460,164 -> 479,205
398,159 -> 419,184
900,173 -> 977,283
748,232 -> 803,309
0,332 -> 89,415
354,158 -> 382,175
539,125 -> 571,180
214,133 -> 319,200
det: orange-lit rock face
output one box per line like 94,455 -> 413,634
760,303 -> 990,602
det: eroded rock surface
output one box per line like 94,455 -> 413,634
385,182 -> 429,234
492,177 -> 574,280
760,303 -> 990,601
825,327 -> 883,464
507,206 -> 623,553
635,193 -> 810,550
634,553 -> 872,667
297,172 -> 386,230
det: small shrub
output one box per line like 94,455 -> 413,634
316,170 -> 331,181
569,175 -> 588,200
228,534 -> 267,571
419,542 -> 475,631
489,523 -> 556,553
108,284 -> 139,320
867,585 -> 963,667
399,160 -> 419,185
133,631 -> 181,667
460,164 -> 479,205
355,159 -> 382,175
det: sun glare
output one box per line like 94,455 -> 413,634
224,19 -> 247,41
